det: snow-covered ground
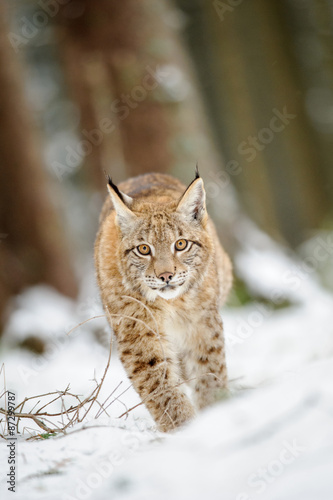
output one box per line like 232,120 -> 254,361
1,241 -> 333,500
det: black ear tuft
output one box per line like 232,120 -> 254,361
183,163 -> 201,194
195,162 -> 200,179
107,175 -> 125,203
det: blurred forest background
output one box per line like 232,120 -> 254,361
0,0 -> 333,333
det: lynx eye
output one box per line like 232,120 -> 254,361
175,239 -> 188,251
137,244 -> 151,255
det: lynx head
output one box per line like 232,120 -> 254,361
107,172 -> 213,301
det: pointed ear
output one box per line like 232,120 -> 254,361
107,177 -> 136,233
176,177 -> 207,224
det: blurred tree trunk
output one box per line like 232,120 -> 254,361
56,0 -> 173,178
282,0 -> 333,202
211,0 -> 329,246
96,0 -> 173,177
56,33 -> 114,191
257,0 -> 329,241
0,0 -> 78,331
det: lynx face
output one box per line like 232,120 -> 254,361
118,211 -> 212,301
107,175 -> 213,302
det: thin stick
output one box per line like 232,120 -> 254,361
79,316 -> 113,422
66,315 -> 106,336
95,381 -> 123,419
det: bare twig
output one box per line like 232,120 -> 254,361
66,315 -> 106,336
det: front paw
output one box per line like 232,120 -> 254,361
155,392 -> 196,433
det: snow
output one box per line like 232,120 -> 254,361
1,244 -> 333,500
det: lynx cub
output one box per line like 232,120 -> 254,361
95,170 -> 232,432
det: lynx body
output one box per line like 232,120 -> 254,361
95,171 -> 232,432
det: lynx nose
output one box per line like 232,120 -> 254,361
158,272 -> 174,284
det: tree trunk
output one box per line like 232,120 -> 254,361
0,0 -> 78,331
56,32 -> 116,190
56,0 -> 174,178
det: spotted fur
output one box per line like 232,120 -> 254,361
95,172 -> 232,432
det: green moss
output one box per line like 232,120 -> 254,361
40,432 -> 56,439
